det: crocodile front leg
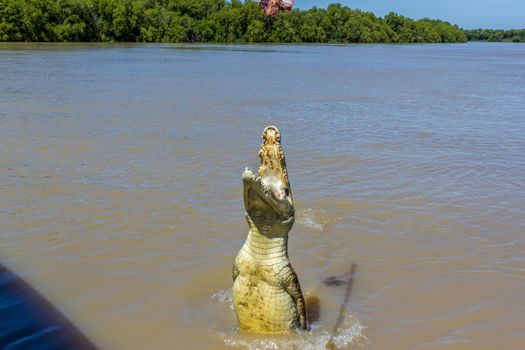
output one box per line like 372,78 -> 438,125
280,264 -> 307,330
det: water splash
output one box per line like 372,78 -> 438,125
296,208 -> 341,231
211,289 -> 367,350
296,208 -> 326,230
214,316 -> 366,350
211,289 -> 234,311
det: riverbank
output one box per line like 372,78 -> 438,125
0,0 -> 466,43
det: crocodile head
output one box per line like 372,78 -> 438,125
258,126 -> 293,206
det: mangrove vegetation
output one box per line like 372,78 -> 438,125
465,29 -> 525,43
0,0 -> 469,43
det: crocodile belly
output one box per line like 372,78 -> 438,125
233,276 -> 298,334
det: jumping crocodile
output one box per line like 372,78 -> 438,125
232,126 -> 307,334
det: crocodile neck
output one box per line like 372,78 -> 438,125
244,214 -> 290,263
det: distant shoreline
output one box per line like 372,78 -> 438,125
465,29 -> 525,42
1,1 -> 523,44
0,0 -> 466,43
0,41 -> 521,47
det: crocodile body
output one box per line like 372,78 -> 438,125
232,126 -> 307,334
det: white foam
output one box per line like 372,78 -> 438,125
214,315 -> 366,350
211,289 -> 367,350
211,289 -> 234,311
295,208 -> 328,231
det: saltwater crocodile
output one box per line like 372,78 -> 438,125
232,126 -> 307,334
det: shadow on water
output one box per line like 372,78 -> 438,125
0,262 -> 98,350
324,262 -> 358,350
305,296 -> 321,324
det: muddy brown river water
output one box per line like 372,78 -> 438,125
1,42 -> 524,350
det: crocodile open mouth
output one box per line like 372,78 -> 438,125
258,126 -> 293,205
260,171 -> 287,200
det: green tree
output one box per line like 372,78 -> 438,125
0,0 -> 473,43
267,11 -> 299,42
246,19 -> 265,42
140,6 -> 185,42
299,11 -> 326,42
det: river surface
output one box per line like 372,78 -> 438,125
1,42 -> 524,350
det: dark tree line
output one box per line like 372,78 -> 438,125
0,0 -> 467,43
465,29 -> 525,43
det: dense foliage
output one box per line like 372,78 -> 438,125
465,29 -> 525,42
0,0 -> 467,43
